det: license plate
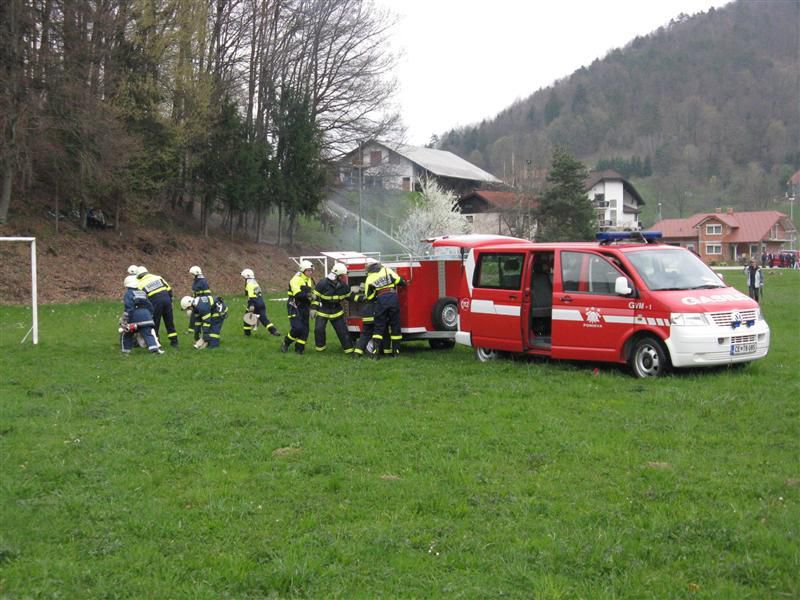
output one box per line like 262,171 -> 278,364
731,342 -> 757,355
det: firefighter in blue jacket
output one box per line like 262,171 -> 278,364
181,294 -> 227,349
281,260 -> 315,354
363,259 -> 405,357
312,262 -> 355,354
121,275 -> 163,354
241,268 -> 281,337
135,265 -> 178,347
188,265 -> 213,337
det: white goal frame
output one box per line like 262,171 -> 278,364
1,237 -> 38,344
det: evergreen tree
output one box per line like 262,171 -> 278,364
536,147 -> 595,241
272,90 -> 327,245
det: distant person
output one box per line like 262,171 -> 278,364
240,268 -> 281,338
120,275 -> 163,354
281,260 -> 315,354
744,259 -> 763,302
312,262 -> 355,355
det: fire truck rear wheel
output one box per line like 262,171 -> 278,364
630,336 -> 670,378
475,347 -> 500,362
429,339 -> 456,350
432,297 -> 458,331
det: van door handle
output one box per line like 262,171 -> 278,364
560,295 -> 573,303
508,294 -> 518,300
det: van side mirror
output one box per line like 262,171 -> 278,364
615,276 -> 633,296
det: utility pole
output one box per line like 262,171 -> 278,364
358,142 -> 363,252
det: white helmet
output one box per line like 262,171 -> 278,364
299,259 -> 314,271
127,264 -> 139,275
241,268 -> 254,279
365,257 -> 378,266
189,266 -> 203,277
331,263 -> 348,276
180,296 -> 194,311
124,275 -> 139,288
135,265 -> 148,276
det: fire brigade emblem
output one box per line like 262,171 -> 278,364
585,307 -> 603,325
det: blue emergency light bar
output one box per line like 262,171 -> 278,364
596,231 -> 663,245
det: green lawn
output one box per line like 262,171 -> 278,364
1,272 -> 798,598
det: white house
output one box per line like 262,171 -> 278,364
337,141 -> 501,196
585,170 -> 645,231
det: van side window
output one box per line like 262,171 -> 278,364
561,251 -> 621,295
475,253 -> 524,290
561,252 -> 583,292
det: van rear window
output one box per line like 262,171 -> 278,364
475,253 -> 524,290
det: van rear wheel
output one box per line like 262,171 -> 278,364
630,336 -> 669,378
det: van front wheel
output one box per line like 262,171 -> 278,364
475,347 -> 500,363
630,336 -> 669,378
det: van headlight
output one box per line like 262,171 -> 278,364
670,312 -> 709,326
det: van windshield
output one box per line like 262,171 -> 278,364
626,248 -> 725,291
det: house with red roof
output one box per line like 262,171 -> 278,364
652,208 -> 797,264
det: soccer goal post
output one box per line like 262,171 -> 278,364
0,237 -> 38,344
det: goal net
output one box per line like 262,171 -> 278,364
0,237 -> 39,344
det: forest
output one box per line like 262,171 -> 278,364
0,0 -> 398,240
438,0 -> 800,219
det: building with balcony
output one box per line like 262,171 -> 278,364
585,170 -> 645,231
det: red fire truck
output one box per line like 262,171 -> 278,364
455,231 -> 771,377
298,235 -> 529,349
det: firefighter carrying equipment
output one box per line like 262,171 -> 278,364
283,270 -> 315,354
243,276 -> 280,336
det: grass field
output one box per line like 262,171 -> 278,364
1,272 -> 798,598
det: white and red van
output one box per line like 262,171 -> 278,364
455,231 -> 770,377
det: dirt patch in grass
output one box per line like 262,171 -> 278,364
0,208 -> 324,305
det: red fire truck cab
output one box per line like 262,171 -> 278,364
455,231 -> 771,377
299,235 -> 529,349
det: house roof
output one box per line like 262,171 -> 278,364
584,169 -> 645,206
652,210 -> 795,242
459,190 -> 538,211
382,142 -> 501,183
789,170 -> 800,185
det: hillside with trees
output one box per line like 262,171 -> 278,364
438,0 -> 799,223
0,0 -> 398,239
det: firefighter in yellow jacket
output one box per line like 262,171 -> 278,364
363,259 -> 405,357
241,268 -> 281,337
280,260 -> 315,354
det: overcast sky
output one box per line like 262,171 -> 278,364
374,0 -> 732,146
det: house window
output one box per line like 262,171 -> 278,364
364,176 -> 383,189
750,244 -> 759,256
706,224 -> 722,235
402,177 -> 411,192
705,243 -> 722,255
687,243 -> 696,253
465,215 -> 474,224
370,150 -> 382,166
